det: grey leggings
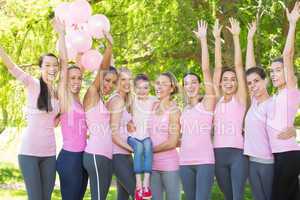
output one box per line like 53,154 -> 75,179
180,164 -> 215,200
249,161 -> 274,200
83,152 -> 113,200
112,154 -> 136,200
151,170 -> 181,200
214,148 -> 249,200
18,154 -> 56,200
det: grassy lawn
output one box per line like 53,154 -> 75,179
0,163 -> 253,200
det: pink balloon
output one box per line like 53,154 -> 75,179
81,49 -> 103,71
66,30 -> 92,53
86,14 -> 111,39
54,3 -> 71,23
68,0 -> 92,25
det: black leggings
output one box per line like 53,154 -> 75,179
272,151 -> 300,200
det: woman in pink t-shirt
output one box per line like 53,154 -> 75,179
179,20 -> 216,200
213,18 -> 249,200
0,33 -> 59,200
108,67 -> 136,200
52,19 -> 89,200
82,33 -> 118,200
149,72 -> 181,200
267,3 -> 300,200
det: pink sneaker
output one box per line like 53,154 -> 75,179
135,188 -> 143,200
142,187 -> 152,199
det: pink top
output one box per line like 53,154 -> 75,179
8,67 -> 59,157
85,99 -> 113,159
213,95 -> 246,149
112,107 -> 131,155
60,101 -> 87,152
244,98 -> 273,160
266,88 -> 300,153
149,106 -> 179,171
180,102 -> 214,165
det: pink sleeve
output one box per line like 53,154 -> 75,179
8,66 -> 35,87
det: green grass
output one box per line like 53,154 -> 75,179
0,162 -> 253,200
0,185 -> 253,200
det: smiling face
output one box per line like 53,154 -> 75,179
155,75 -> 174,100
102,72 -> 118,95
117,71 -> 132,94
270,61 -> 286,88
220,71 -> 238,95
183,74 -> 200,99
135,80 -> 150,100
246,72 -> 268,98
68,68 -> 82,94
40,55 -> 59,83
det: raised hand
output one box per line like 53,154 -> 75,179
212,19 -> 223,38
103,31 -> 113,46
193,20 -> 208,39
52,18 -> 65,34
247,20 -> 257,40
226,17 -> 240,36
286,1 -> 300,24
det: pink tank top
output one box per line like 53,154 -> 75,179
213,95 -> 246,149
8,67 -> 60,157
60,101 -> 87,152
266,88 -> 300,153
85,99 -> 113,159
150,106 -> 179,171
244,98 -> 273,160
180,102 -> 215,165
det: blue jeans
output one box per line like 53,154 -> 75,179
127,136 -> 153,174
180,164 -> 215,200
214,148 -> 249,200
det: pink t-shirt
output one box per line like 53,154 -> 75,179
149,106 -> 179,171
60,101 -> 87,152
112,108 -> 131,155
85,99 -> 113,159
244,98 -> 273,160
8,67 -> 59,157
213,95 -> 246,149
266,88 -> 300,153
180,102 -> 214,165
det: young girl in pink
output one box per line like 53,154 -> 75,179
127,74 -> 156,200
179,20 -> 216,200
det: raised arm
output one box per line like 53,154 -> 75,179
227,18 -> 247,106
283,2 -> 300,88
53,18 -> 69,113
108,96 -> 133,152
246,21 -> 257,70
0,46 -> 33,86
193,20 -> 216,111
153,107 -> 180,153
83,32 -> 113,110
212,19 -> 223,99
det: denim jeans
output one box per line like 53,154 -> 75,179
127,136 -> 153,174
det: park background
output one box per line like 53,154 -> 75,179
0,0 -> 300,199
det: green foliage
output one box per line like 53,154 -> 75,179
0,163 -> 23,184
0,0 -> 300,129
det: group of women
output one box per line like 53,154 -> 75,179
1,2 -> 300,200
